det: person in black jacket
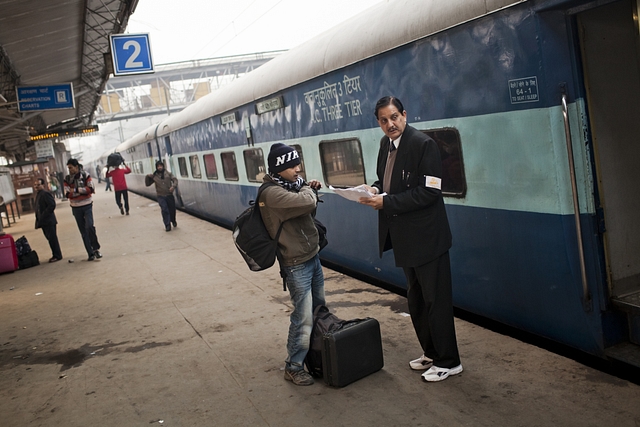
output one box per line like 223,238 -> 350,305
34,178 -> 62,262
360,96 -> 461,382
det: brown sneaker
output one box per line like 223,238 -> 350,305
284,369 -> 314,386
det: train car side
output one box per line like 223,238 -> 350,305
117,0 -> 640,364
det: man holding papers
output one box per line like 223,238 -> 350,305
359,96 -> 462,382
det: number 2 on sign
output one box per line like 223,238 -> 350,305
123,40 -> 143,68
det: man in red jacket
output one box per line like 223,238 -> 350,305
106,163 -> 132,215
64,159 -> 102,261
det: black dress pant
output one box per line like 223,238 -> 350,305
41,224 -> 62,260
115,190 -> 129,212
403,251 -> 460,368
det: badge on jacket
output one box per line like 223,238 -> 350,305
424,176 -> 442,190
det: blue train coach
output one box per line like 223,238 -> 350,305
105,0 -> 640,366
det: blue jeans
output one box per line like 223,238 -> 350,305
71,204 -> 100,256
157,195 -> 176,227
283,254 -> 325,370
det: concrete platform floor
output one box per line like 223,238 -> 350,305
1,189 -> 640,427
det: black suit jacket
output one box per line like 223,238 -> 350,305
372,125 -> 452,268
35,189 -> 58,229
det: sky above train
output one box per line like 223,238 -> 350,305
127,0 -> 384,64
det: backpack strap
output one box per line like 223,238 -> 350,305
255,182 -> 287,291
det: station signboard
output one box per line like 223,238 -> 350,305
110,33 -> 154,76
35,140 -> 54,158
16,83 -> 74,112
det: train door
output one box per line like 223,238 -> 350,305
163,135 -> 174,173
576,1 -> 640,307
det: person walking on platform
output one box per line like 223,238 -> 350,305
259,143 -> 326,386
104,172 -> 112,192
145,160 -> 178,232
48,173 -> 61,199
34,178 -> 62,262
106,162 -> 132,215
359,96 -> 462,382
64,159 -> 102,261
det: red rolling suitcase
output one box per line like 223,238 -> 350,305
321,317 -> 384,387
0,233 -> 19,274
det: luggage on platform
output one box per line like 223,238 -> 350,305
18,250 -> 40,269
305,305 -> 348,378
0,233 -> 19,274
107,152 -> 124,167
321,317 -> 384,387
15,235 -> 32,257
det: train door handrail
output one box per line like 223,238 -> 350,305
561,90 -> 591,311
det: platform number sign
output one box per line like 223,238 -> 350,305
109,34 -> 154,76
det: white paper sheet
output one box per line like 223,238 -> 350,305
329,185 -> 377,202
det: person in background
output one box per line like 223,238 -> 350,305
145,160 -> 178,231
259,143 -> 325,386
95,165 -> 102,184
49,173 -> 61,199
104,170 -> 112,192
34,178 -> 62,262
106,162 -> 132,215
56,171 -> 66,200
64,159 -> 102,261
359,96 -> 462,382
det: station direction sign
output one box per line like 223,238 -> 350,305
16,83 -> 74,112
110,33 -> 154,76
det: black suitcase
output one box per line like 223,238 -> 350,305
18,251 -> 40,269
322,317 -> 384,387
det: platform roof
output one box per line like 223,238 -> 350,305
0,0 -> 138,160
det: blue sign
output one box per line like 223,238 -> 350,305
16,83 -> 75,112
110,33 -> 154,76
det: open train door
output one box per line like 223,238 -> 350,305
577,0 -> 640,350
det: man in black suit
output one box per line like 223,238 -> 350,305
34,178 -> 63,262
360,96 -> 462,382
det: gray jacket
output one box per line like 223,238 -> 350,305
259,175 -> 319,266
145,171 -> 178,196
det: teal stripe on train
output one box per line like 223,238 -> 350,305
157,99 -> 594,217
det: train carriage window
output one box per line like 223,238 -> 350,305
164,136 -> 172,156
221,152 -> 239,181
243,148 -> 266,182
422,128 -> 466,197
189,155 -> 202,179
291,144 -> 306,181
203,154 -> 218,180
177,157 -> 188,178
319,138 -> 365,188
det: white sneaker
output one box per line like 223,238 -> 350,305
409,354 -> 433,370
421,364 -> 463,382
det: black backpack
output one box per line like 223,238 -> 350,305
107,152 -> 124,167
232,182 -> 327,291
305,305 -> 349,378
232,182 -> 283,272
15,236 -> 32,257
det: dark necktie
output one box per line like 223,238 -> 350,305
383,140 -> 397,194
